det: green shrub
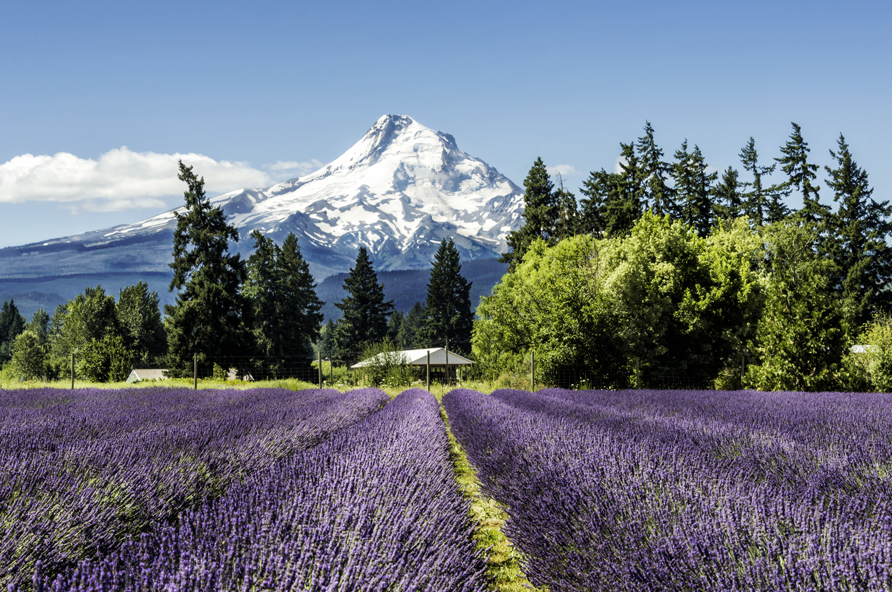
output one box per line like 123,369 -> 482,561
80,334 -> 134,382
858,314 -> 892,392
357,339 -> 411,387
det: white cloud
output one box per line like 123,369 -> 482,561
265,159 -> 324,176
0,147 -> 278,212
547,164 -> 578,177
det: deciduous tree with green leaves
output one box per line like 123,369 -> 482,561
116,282 -> 165,366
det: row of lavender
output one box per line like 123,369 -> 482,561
444,388 -> 892,591
38,389 -> 489,591
0,387 -> 389,589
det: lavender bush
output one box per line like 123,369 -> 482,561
0,387 -> 388,589
42,389 -> 489,591
443,387 -> 892,591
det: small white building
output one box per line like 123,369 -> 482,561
126,369 -> 169,383
350,348 -> 473,369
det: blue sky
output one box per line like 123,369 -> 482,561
1,0 -> 889,247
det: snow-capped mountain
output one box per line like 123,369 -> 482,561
2,115 -> 523,282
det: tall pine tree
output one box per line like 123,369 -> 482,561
276,233 -> 324,365
501,157 -> 558,270
335,246 -> 393,359
636,121 -> 676,217
672,141 -> 716,237
739,137 -> 786,225
0,300 -> 26,365
419,238 -> 474,354
164,161 -> 252,376
712,167 -> 743,222
825,134 -> 892,331
246,231 -> 323,374
776,122 -> 828,224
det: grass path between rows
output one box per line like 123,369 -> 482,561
437,398 -> 547,592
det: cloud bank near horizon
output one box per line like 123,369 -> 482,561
0,148 -> 323,213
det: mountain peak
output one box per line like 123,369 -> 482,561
2,115 -> 525,283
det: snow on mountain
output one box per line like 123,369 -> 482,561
62,114 -> 524,279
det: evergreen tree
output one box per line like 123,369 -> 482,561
0,299 -> 26,364
578,168 -> 611,236
387,310 -> 404,345
116,282 -> 165,366
164,161 -> 251,376
776,122 -> 829,224
419,238 -> 474,354
606,142 -> 645,235
245,230 -> 279,358
712,167 -> 744,221
672,141 -> 716,237
554,175 -> 579,240
276,232 -> 324,365
397,301 -> 426,349
825,134 -> 892,331
334,246 -> 394,359
636,121 -> 676,217
501,157 -> 558,270
316,319 -> 339,360
739,137 -> 781,225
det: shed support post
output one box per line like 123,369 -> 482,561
426,351 -> 431,392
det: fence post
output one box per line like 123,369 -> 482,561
635,357 -> 640,389
318,351 -> 322,388
426,350 -> 430,391
531,350 -> 535,392
71,353 -> 75,390
330,358 -> 334,386
741,352 -> 746,385
193,353 -> 198,390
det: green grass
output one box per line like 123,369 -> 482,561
438,398 -> 546,592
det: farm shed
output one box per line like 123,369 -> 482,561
126,369 -> 168,383
349,348 -> 473,369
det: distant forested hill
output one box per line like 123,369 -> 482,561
318,258 -> 507,322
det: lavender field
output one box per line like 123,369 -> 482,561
444,388 -> 892,591
4,386 -> 892,591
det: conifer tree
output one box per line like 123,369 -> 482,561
164,161 -> 251,376
825,134 -> 892,331
0,299 -> 26,364
419,238 -> 474,354
672,141 -> 716,237
276,232 -> 324,364
712,167 -> 743,221
501,157 -> 558,270
335,246 -> 393,359
739,137 -> 780,225
578,168 -> 611,236
397,301 -> 426,349
608,142 -> 646,235
776,122 -> 829,224
246,231 -> 323,373
554,174 -> 579,240
636,121 -> 676,217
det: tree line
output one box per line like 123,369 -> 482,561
1,161 -> 475,382
483,122 -> 892,391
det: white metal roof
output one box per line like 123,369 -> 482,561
350,348 -> 473,369
126,369 -> 168,383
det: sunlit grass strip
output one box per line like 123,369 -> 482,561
439,402 -> 547,592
